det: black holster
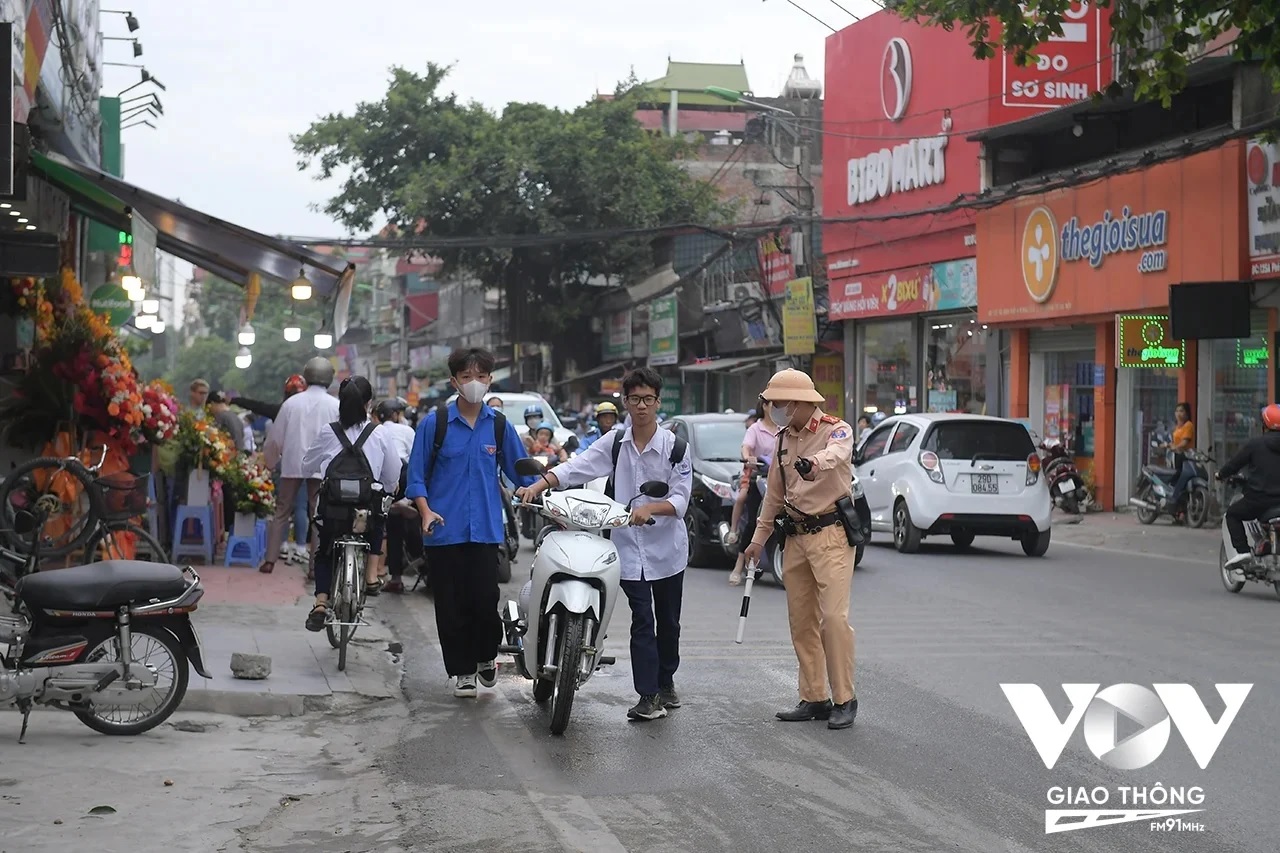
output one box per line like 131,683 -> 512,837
773,514 -> 798,539
835,495 -> 866,547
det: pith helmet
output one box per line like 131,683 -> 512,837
761,368 -> 825,404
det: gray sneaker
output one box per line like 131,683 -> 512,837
627,694 -> 668,721
453,675 -> 477,698
659,685 -> 681,708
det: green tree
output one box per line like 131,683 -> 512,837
292,64 -> 727,339
889,0 -> 1271,105
166,336 -> 235,392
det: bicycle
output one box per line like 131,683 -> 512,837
321,498 -> 390,671
0,445 -> 169,564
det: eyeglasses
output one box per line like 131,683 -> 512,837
625,395 -> 659,408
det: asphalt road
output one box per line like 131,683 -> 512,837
319,533 -> 1279,852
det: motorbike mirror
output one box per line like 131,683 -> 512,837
11,509 -> 38,536
563,435 -> 580,453
638,480 -> 669,499
515,457 -> 547,477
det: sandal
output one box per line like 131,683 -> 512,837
365,578 -> 383,597
259,561 -> 274,575
305,603 -> 328,632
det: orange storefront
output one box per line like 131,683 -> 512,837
976,143 -> 1261,509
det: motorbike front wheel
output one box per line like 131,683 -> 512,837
1185,489 -> 1209,528
549,613 -> 587,735
73,624 -> 190,736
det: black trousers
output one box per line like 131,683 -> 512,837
385,513 -> 422,578
1225,495 -> 1276,553
428,543 -> 502,677
620,571 -> 685,697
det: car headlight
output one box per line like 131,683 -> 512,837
697,473 -> 736,501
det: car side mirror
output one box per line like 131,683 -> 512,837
639,480 -> 669,499
515,457 -> 547,477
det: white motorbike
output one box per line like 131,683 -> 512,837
499,457 -> 669,735
1218,475 -> 1280,599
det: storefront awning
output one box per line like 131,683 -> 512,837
678,354 -> 776,373
30,151 -> 349,295
551,360 -> 630,387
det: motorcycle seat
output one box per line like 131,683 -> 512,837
1147,466 -> 1178,480
1263,507 -> 1280,525
18,560 -> 188,612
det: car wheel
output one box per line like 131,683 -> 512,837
1021,528 -> 1051,557
893,500 -> 922,554
950,530 -> 975,549
770,540 -> 785,587
685,513 -> 708,567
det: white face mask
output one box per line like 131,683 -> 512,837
459,379 -> 489,404
770,403 -> 796,428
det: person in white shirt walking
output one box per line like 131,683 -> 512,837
518,367 -> 693,721
261,357 -> 340,576
374,398 -> 416,461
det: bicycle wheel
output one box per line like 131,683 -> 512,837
0,457 -> 105,558
326,542 -> 345,650
83,522 -> 170,564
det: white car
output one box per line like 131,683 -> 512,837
853,413 -> 1053,556
446,391 -> 578,449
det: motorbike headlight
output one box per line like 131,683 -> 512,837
568,499 -> 609,528
697,473 -> 736,501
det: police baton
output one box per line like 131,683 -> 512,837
735,558 -> 764,644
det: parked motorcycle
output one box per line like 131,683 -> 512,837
1218,475 -> 1280,599
758,464 -> 870,587
499,457 -> 667,735
519,453 -> 559,540
1128,436 -> 1213,527
0,509 -> 210,740
1038,437 -> 1087,514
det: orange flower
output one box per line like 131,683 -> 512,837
107,402 -> 120,417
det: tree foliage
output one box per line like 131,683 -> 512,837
890,0 -> 1267,105
292,64 -> 727,338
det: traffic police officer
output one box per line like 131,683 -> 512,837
744,368 -> 859,730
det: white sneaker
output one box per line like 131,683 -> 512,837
453,675 -> 478,698
1224,551 -> 1252,568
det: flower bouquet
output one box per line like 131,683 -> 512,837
227,456 -> 276,519
175,410 -> 237,479
139,380 -> 180,445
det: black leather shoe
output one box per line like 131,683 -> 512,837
828,699 -> 858,730
776,699 -> 833,722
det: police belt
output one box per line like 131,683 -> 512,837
778,509 -> 840,536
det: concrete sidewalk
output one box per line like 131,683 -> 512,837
1048,507 -> 1222,561
180,561 -> 404,717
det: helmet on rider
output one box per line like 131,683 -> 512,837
594,401 -> 619,430
302,356 -> 335,388
284,374 -> 307,397
375,397 -> 407,421
1263,404 -> 1280,431
523,404 -> 544,428
534,422 -> 555,442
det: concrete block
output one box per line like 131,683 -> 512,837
229,652 -> 272,680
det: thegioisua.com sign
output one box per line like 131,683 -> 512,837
1059,206 -> 1169,273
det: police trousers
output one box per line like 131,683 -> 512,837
782,523 -> 856,705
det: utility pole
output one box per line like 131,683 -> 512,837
396,272 -> 409,397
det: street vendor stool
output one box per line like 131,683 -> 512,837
223,529 -> 264,567
171,504 -> 214,564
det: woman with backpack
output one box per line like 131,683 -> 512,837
300,375 -> 403,632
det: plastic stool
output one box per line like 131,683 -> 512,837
224,533 -> 263,567
256,519 -> 267,554
171,505 -> 215,564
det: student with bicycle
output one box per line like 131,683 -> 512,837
406,348 -> 532,699
300,376 -> 402,632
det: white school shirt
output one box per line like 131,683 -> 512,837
263,386 -> 340,479
380,420 -> 416,464
300,419 -> 403,493
550,426 -> 693,582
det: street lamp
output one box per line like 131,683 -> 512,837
283,324 -> 301,342
238,323 -> 255,346
291,269 -> 313,301
135,313 -> 155,330
104,37 -> 143,57
151,319 -> 166,334
703,86 -> 796,116
235,347 -> 252,369
141,298 -> 159,315
102,9 -> 140,31
314,332 -> 332,349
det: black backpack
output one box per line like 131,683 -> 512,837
424,402 -> 507,488
323,422 -> 378,506
603,430 -> 688,500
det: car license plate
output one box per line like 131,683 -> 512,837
971,474 -> 998,494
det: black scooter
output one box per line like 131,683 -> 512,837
1128,435 -> 1213,528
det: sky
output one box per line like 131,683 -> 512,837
98,0 -> 883,241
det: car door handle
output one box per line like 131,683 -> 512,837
869,470 -> 875,477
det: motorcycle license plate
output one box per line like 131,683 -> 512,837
1056,481 -> 1071,495
971,474 -> 999,495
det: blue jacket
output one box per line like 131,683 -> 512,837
405,404 -> 533,546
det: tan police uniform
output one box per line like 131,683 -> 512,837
751,377 -> 857,709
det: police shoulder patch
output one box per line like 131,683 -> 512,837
676,459 -> 692,477
830,428 -> 850,441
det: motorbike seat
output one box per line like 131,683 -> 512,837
1147,466 -> 1178,480
1263,507 -> 1280,525
17,560 -> 188,612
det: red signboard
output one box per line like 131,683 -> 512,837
758,229 -> 796,296
989,2 -> 1112,125
829,264 -> 935,321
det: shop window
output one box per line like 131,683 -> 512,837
927,316 -> 989,414
1131,368 -> 1181,481
861,320 -> 917,420
1043,350 -> 1096,457
888,423 -> 919,453
1210,313 -> 1270,465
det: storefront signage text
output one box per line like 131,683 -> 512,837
1116,314 -> 1184,368
1237,338 -> 1269,368
1060,206 -> 1169,272
830,258 -> 975,321
782,277 -> 816,356
648,295 -> 679,367
1247,139 -> 1280,278
847,136 -> 948,206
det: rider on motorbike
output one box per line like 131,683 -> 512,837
530,422 -> 568,463
581,402 -> 620,451
522,404 -> 545,451
1217,403 -> 1280,567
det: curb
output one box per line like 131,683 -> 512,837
179,689 -> 334,718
